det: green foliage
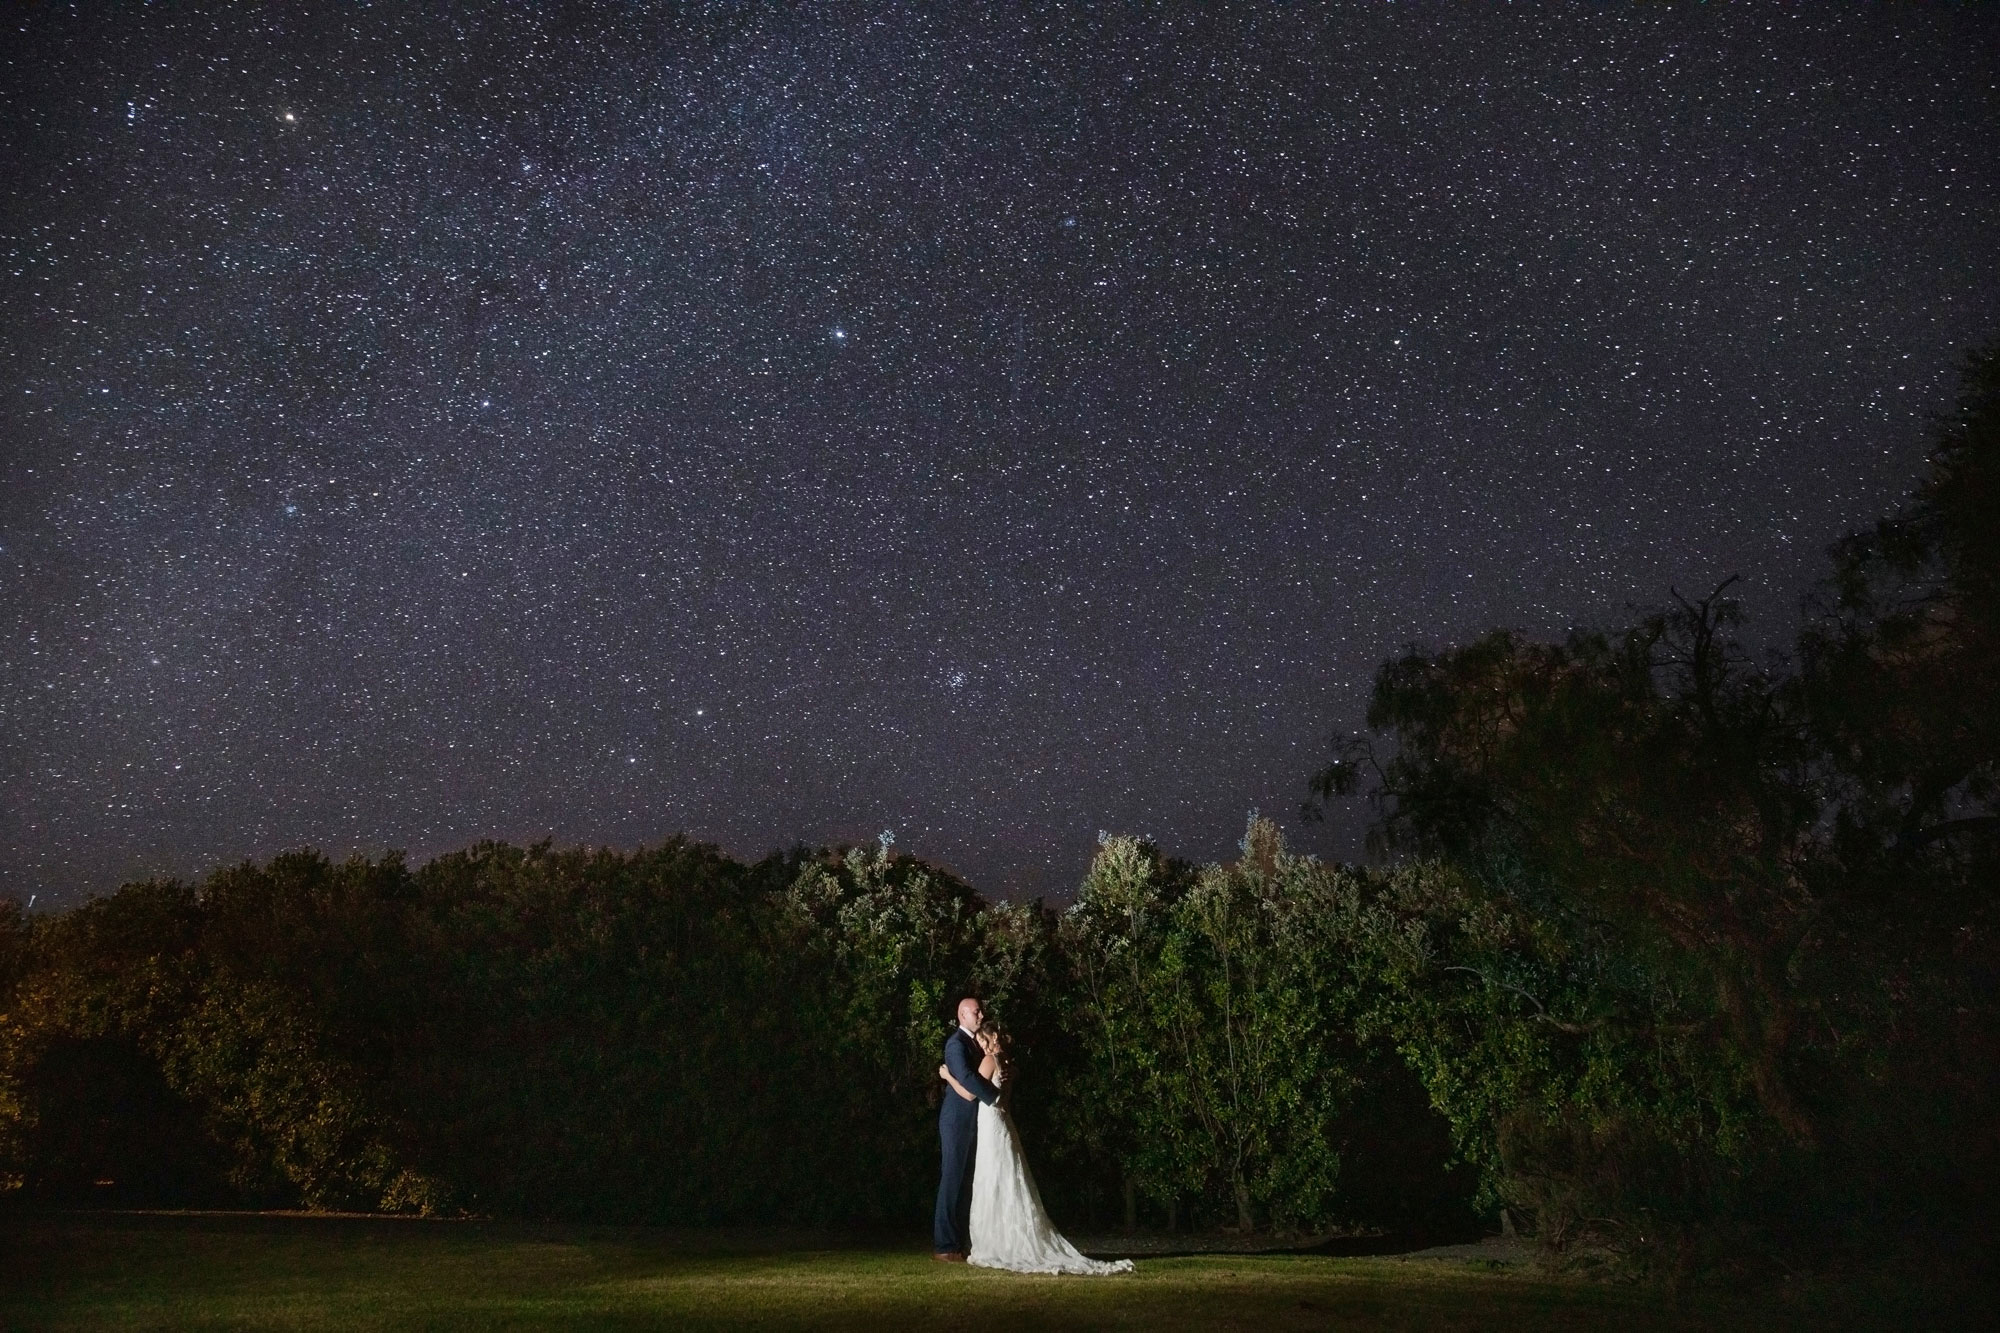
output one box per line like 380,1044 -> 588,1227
1135,821 -> 1352,1229
1053,835 -> 1189,1220
779,838 -> 989,1221
0,826 -> 1471,1236
1054,824 -> 1468,1235
394,837 -> 805,1222
1326,858 -> 1778,1274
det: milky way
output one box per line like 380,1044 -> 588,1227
5,4 -> 1998,905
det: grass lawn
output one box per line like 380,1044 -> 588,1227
0,1211 -> 1954,1331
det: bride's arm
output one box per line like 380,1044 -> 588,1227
939,1063 -> 975,1102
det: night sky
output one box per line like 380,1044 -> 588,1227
5,4 -> 1998,907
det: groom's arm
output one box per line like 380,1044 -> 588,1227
944,1035 -> 1002,1106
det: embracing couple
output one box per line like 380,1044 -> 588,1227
932,996 -> 1133,1275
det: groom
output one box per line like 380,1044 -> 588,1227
933,995 -> 1003,1261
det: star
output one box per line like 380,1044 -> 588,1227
3,3 -> 1993,907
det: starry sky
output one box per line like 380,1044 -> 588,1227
5,3 -> 1998,907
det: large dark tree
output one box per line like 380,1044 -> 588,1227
1309,344 -> 2000,1256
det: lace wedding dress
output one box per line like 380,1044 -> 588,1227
968,1099 -> 1134,1275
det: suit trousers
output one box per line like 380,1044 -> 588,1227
934,1096 -> 979,1253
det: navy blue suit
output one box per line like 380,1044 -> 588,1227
933,1026 -> 1002,1254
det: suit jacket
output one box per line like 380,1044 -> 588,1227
942,1027 -> 1002,1115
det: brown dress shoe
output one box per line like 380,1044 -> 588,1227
933,1251 -> 967,1262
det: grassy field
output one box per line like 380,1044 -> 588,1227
0,1211 -> 1956,1331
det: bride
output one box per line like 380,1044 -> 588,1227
940,1026 -> 1134,1276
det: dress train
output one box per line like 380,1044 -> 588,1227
967,1101 -> 1133,1276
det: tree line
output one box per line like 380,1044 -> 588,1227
2,348 -> 1994,1281
0,825 -> 1468,1233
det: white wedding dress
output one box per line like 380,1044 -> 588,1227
967,1098 -> 1134,1275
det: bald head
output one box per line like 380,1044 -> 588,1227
956,997 -> 984,1034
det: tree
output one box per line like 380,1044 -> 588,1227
1062,821 -> 1365,1233
1313,584 -> 1823,1146
1056,834 -> 1189,1227
1304,342 -> 2000,1266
